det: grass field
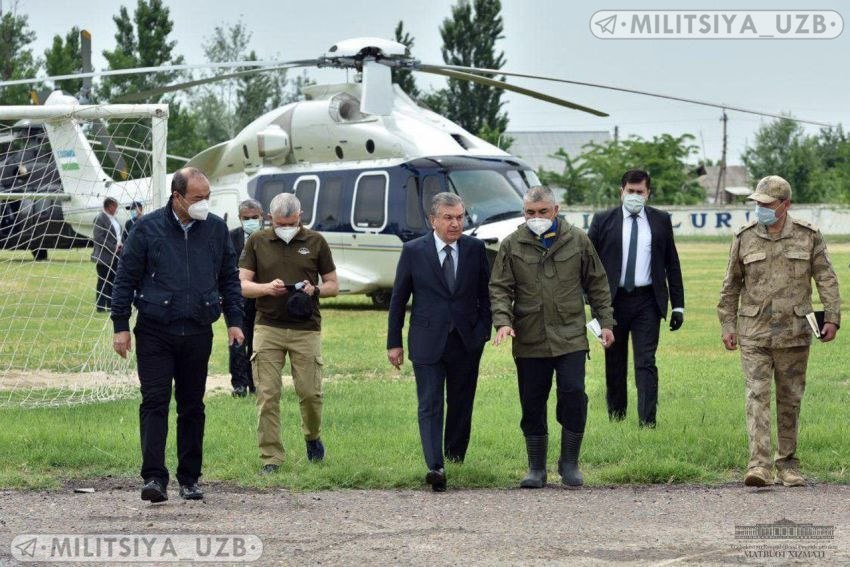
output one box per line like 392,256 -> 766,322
0,240 -> 847,490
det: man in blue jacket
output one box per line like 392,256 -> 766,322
111,167 -> 244,503
387,192 -> 492,492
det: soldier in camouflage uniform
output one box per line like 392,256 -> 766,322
717,176 -> 840,488
490,186 -> 615,488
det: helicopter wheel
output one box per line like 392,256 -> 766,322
31,249 -> 48,261
368,290 -> 392,310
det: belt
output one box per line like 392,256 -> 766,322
618,285 -> 653,296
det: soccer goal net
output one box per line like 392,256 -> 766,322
0,93 -> 167,408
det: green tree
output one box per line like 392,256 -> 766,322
426,0 -> 509,146
539,134 -> 704,207
392,21 -> 419,99
98,0 -> 196,174
0,6 -> 40,105
98,0 -> 183,103
740,116 -> 821,202
44,27 -> 82,96
235,50 -> 284,131
809,125 -> 850,204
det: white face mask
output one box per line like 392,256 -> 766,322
186,199 -> 210,221
623,193 -> 646,215
241,219 -> 261,235
275,226 -> 299,243
526,217 -> 553,236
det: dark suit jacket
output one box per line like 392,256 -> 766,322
229,227 -> 246,257
91,211 -> 119,267
587,205 -> 684,319
387,232 -> 492,364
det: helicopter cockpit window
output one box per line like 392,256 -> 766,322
446,170 -> 524,227
404,177 -> 425,230
352,172 -> 388,231
521,169 -> 542,188
420,175 -> 443,217
293,177 -> 318,227
505,170 -> 526,193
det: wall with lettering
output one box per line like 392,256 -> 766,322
563,205 -> 850,236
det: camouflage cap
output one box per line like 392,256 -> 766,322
748,175 -> 792,204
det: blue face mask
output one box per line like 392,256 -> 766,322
755,204 -> 780,226
242,219 -> 261,235
130,210 -> 138,220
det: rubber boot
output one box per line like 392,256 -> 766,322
558,429 -> 584,487
519,435 -> 548,488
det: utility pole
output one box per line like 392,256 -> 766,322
613,125 -> 619,144
714,109 -> 728,204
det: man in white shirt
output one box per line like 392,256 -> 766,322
587,170 -> 685,428
91,197 -> 123,312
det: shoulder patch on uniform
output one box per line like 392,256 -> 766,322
735,220 -> 757,235
792,218 -> 818,231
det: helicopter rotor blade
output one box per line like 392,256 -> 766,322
110,63 -> 315,103
414,65 -> 609,117
0,60 -> 320,90
418,63 -> 832,127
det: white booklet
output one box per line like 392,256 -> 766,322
805,312 -> 822,338
586,318 -> 604,344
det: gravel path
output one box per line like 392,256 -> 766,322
1,480 -> 848,566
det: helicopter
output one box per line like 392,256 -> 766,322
1,36 -> 831,305
10,36 -> 613,306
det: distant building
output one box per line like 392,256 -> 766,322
699,165 -> 750,203
505,130 -> 611,173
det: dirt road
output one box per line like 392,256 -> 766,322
1,481 -> 847,565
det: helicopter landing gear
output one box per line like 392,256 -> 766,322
31,249 -> 48,261
368,289 -> 392,309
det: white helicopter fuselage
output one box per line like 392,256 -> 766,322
41,84 -> 539,302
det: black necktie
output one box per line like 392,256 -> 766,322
624,213 -> 639,292
442,245 -> 456,292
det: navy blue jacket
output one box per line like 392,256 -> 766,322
111,198 -> 243,335
387,233 -> 492,364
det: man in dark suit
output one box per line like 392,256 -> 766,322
123,201 -> 144,240
92,197 -> 123,312
587,169 -> 685,428
229,198 -> 264,397
387,192 -> 492,492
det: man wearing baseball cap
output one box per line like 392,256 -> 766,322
718,175 -> 841,487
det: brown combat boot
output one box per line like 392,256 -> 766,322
744,466 -> 772,487
775,467 -> 806,487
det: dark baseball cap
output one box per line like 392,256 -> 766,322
125,201 -> 144,210
286,290 -> 313,321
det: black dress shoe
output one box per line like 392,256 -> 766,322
231,386 -> 248,398
260,464 -> 279,475
179,483 -> 204,500
425,468 -> 447,492
141,479 -> 168,503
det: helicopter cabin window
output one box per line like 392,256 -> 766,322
420,175 -> 443,217
315,177 -> 344,227
404,177 -> 425,230
293,176 -> 318,226
352,172 -> 388,231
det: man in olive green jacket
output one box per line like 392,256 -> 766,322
490,186 -> 615,488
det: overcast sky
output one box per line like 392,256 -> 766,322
13,0 -> 850,166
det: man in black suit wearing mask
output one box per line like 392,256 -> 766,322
387,192 -> 492,492
587,169 -> 685,428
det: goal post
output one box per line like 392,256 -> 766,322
0,96 -> 169,408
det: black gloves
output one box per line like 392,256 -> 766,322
669,311 -> 684,331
